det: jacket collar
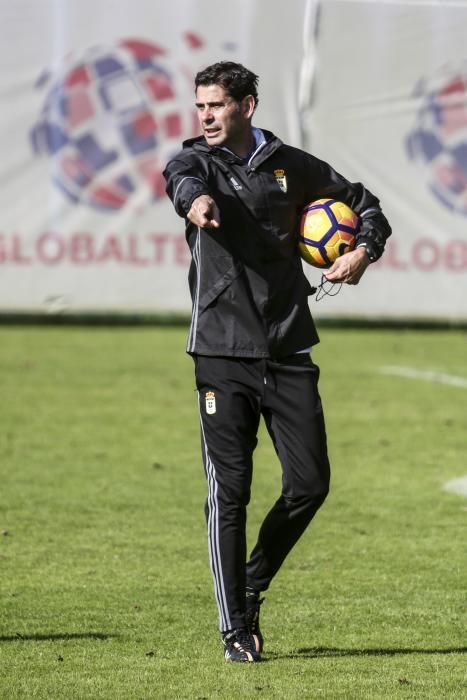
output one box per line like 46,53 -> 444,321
183,129 -> 283,168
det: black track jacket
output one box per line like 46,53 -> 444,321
163,130 -> 391,359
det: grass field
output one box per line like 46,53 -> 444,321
0,325 -> 466,699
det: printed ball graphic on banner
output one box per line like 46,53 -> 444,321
298,198 -> 359,269
407,66 -> 467,217
30,38 -> 199,211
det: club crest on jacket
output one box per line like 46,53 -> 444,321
274,168 -> 287,193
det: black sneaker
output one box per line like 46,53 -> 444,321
222,628 -> 260,663
245,588 -> 264,653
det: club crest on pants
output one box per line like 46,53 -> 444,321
205,390 -> 216,415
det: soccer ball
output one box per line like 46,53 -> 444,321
298,198 -> 360,268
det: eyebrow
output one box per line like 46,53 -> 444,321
195,100 -> 226,108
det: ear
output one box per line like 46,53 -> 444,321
242,95 -> 256,119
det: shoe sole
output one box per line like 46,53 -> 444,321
225,654 -> 260,663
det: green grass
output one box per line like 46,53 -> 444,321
0,326 -> 466,699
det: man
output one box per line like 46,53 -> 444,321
163,61 -> 391,663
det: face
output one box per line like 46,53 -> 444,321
195,84 -> 255,155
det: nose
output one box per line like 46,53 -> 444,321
200,106 -> 214,123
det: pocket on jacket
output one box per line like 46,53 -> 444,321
197,260 -> 244,313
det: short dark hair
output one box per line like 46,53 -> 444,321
195,61 -> 259,108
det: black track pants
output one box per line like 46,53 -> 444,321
194,354 -> 330,633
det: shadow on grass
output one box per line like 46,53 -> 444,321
268,646 -> 467,660
0,632 -> 116,642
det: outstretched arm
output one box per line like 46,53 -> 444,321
163,155 -> 212,219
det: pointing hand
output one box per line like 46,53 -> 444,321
188,195 -> 221,229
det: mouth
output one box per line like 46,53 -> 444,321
204,127 -> 222,138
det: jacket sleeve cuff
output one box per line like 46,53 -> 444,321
173,176 -> 210,217
355,210 -> 392,262
356,238 -> 380,263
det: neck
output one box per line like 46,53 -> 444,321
225,129 -> 255,159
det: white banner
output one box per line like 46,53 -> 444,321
302,0 -> 467,321
2,0 -> 467,321
0,0 -> 307,313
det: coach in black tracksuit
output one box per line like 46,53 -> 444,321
163,62 -> 391,663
